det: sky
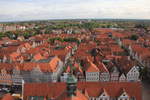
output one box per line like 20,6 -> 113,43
0,0 -> 150,21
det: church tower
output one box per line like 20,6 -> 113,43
66,74 -> 77,97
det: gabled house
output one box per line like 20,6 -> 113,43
110,66 -> 119,81
126,66 -> 139,82
30,65 -> 44,82
0,68 -> 12,85
85,59 -> 100,82
12,66 -> 23,85
118,89 -> 130,100
119,73 -> 126,82
97,62 -> 110,82
98,88 -> 110,100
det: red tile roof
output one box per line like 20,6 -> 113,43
2,94 -> 14,100
78,82 -> 142,100
49,56 -> 61,72
23,82 -> 142,100
97,62 -> 109,72
24,82 -> 66,99
64,90 -> 88,100
86,58 -> 99,72
33,53 -> 44,61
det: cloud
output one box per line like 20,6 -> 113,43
0,0 -> 150,21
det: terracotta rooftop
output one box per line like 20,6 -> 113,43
23,82 -> 142,100
2,94 -> 14,100
86,58 -> 99,72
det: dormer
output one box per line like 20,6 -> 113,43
118,89 -> 129,100
99,88 -> 109,100
111,66 -> 119,73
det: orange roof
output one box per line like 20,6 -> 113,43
14,63 -> 51,72
2,94 -> 14,100
78,82 -> 142,100
74,63 -> 83,73
24,82 -> 66,99
33,53 -> 44,61
111,45 -> 124,52
86,59 -> 99,72
0,56 -> 62,72
122,39 -> 135,46
24,82 -> 142,100
97,62 -> 109,72
112,32 -> 127,38
64,90 -> 88,100
49,56 -> 61,72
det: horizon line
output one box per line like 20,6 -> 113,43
1,18 -> 150,23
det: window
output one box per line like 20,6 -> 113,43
29,96 -> 44,100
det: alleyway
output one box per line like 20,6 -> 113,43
142,80 -> 150,100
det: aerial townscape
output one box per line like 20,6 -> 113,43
0,19 -> 149,100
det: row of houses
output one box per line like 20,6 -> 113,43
0,56 -> 64,85
86,59 -> 139,82
61,57 -> 140,82
68,29 -> 141,82
23,75 -> 142,100
115,33 -> 150,79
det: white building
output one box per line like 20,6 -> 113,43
126,66 -> 139,82
86,61 -> 100,82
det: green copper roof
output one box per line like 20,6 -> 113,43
67,74 -> 77,84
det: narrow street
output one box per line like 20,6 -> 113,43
142,81 -> 150,100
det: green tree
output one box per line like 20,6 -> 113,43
48,38 -> 55,44
23,32 -> 32,39
5,31 -> 17,39
63,37 -> 79,43
135,24 -> 147,29
0,32 -> 5,39
130,34 -> 139,40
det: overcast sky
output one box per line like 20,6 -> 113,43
0,0 -> 150,21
